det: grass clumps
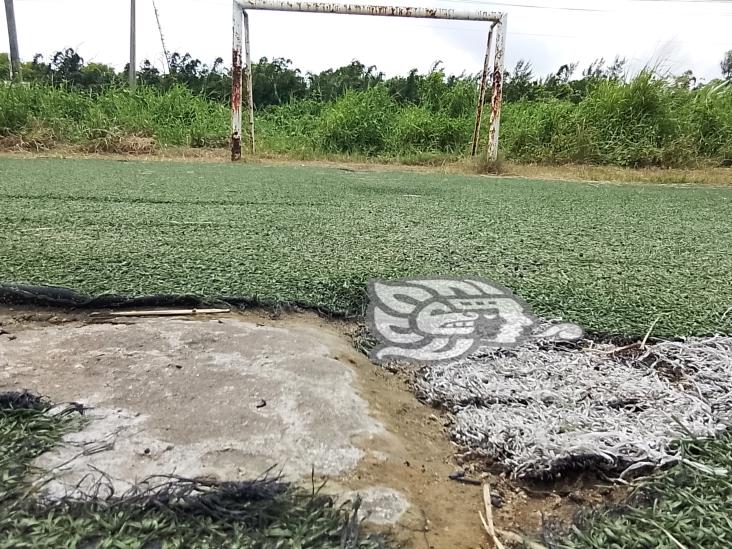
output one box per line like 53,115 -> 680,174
500,74 -> 732,167
2,72 -> 730,167
0,84 -> 228,152
564,433 -> 732,549
0,392 -> 386,548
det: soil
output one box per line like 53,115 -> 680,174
0,305 -> 623,549
2,148 -> 730,187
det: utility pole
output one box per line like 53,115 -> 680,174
3,0 -> 21,81
129,0 -> 136,88
152,0 -> 170,72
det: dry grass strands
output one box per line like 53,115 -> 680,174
415,335 -> 732,479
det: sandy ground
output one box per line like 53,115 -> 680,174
0,306 -> 620,548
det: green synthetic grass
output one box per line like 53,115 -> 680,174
0,393 -> 384,548
1,157 -> 731,337
562,434 -> 732,549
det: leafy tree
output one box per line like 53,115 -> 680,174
79,63 -> 117,91
308,61 -> 383,102
251,57 -> 306,107
543,62 -> 578,100
138,60 -> 162,87
49,48 -> 84,85
385,68 -> 421,104
503,60 -> 538,102
722,50 -> 732,82
21,54 -> 51,82
0,53 -> 10,80
672,70 -> 697,90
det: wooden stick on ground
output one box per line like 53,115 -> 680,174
640,314 -> 662,350
479,484 -> 505,549
93,308 -> 230,317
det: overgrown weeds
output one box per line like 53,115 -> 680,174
0,392 -> 386,548
1,73 -> 730,167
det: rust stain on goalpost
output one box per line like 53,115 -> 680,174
231,47 -> 242,161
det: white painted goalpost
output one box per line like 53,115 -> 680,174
231,0 -> 507,161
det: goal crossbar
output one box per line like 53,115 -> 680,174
231,0 -> 508,161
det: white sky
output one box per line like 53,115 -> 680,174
3,0 -> 731,81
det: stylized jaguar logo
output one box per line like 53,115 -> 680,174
367,277 -> 583,364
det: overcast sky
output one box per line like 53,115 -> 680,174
3,0 -> 731,81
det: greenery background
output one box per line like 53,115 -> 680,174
2,49 -> 731,167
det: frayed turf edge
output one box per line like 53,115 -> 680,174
0,391 -> 388,548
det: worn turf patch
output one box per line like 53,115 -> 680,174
416,336 -> 732,479
1,158 -> 731,337
0,392 -> 385,548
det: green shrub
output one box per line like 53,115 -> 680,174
0,84 -> 228,148
316,86 -> 395,154
501,100 -> 576,163
1,74 -> 730,167
388,106 -> 471,154
575,72 -> 687,167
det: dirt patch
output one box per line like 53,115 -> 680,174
0,306 -> 620,548
1,148 -> 730,186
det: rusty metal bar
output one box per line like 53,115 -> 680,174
471,23 -> 495,157
231,1 -> 243,160
243,11 -> 255,154
236,0 -> 502,21
487,14 -> 507,162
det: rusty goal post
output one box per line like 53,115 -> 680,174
231,0 -> 507,161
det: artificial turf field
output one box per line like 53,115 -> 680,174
1,157 -> 731,337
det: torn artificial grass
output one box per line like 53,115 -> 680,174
562,433 -> 732,549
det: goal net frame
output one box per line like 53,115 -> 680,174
231,0 -> 507,161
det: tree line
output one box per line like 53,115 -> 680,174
2,48 -> 731,109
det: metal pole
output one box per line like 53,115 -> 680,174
243,11 -> 255,154
129,0 -> 136,88
231,1 -> 243,160
487,14 -> 507,162
471,23 -> 495,156
3,0 -> 21,81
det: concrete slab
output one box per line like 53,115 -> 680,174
1,316 -> 389,489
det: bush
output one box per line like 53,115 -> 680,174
316,86 -> 395,154
2,73 -> 730,167
0,84 -> 228,148
501,100 -> 576,163
388,106 -> 471,154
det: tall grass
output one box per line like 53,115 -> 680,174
0,84 -> 228,150
1,74 -> 730,167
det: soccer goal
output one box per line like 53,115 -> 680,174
231,0 -> 507,161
